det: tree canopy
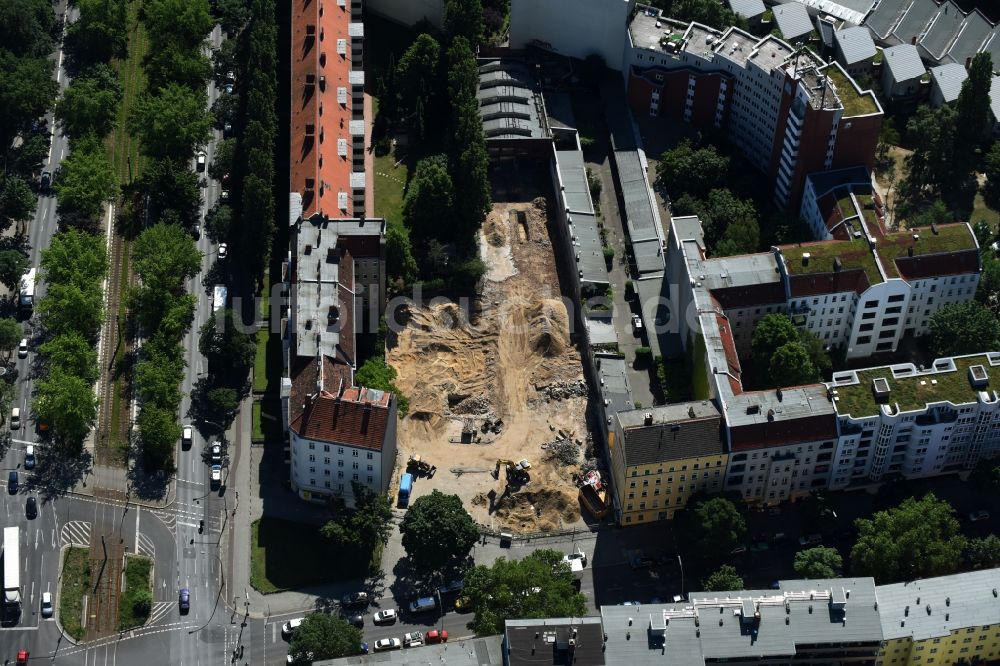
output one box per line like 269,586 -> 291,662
0,250 -> 29,292
702,564 -> 743,592
850,493 -> 966,583
39,331 -> 99,385
462,549 -> 587,635
793,546 -> 842,579
0,175 -> 36,232
769,342 -> 817,387
928,301 -> 1000,358
403,155 -> 455,239
321,482 -> 393,556
444,0 -> 485,46
199,308 -> 256,380
130,83 -> 213,160
399,490 -> 478,574
0,318 -> 22,358
287,613 -> 363,663
34,367 -> 100,444
656,140 -> 730,200
954,52 -> 993,167
676,494 -> 746,558
55,64 -> 122,138
967,535 -> 1000,570
54,136 -> 118,222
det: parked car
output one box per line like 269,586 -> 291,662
372,608 -> 397,624
40,592 -> 53,618
17,650 -> 28,665
11,406 -> 21,430
341,591 -> 369,607
224,82 -> 234,94
39,171 -> 52,190
403,632 -> 423,647
453,595 -> 472,612
346,613 -> 364,628
281,617 -> 304,637
408,596 -> 437,613
969,510 -> 991,522
25,496 -> 37,519
18,338 -> 28,358
182,425 -> 193,450
24,445 -> 35,470
178,588 -> 190,613
730,544 -> 748,555
373,638 -> 401,652
425,629 -> 448,644
210,464 -> 222,486
436,579 -> 465,595
799,534 -> 822,547
218,242 -> 228,259
196,151 -> 206,172
211,443 -> 222,463
631,314 -> 643,332
8,470 -> 18,493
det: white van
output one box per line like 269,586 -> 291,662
10,407 -> 20,430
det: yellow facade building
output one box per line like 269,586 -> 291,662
877,569 -> 1000,666
608,401 -> 728,524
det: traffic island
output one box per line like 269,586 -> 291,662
58,546 -> 91,641
118,554 -> 153,630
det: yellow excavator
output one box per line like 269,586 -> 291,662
492,459 -> 531,485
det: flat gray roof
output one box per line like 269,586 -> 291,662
835,26 -> 877,65
878,569 -> 1000,642
293,219 -> 347,360
918,0 -> 965,61
614,150 -> 665,274
930,62 -> 968,103
505,617 -> 605,666
478,60 -> 548,139
883,44 -> 926,83
316,635 -> 503,664
774,2 -> 814,41
554,147 -> 608,286
601,577 -> 881,664
945,12 -> 994,65
597,354 -> 635,414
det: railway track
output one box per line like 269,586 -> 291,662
96,228 -> 133,465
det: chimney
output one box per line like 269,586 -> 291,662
966,56 -> 972,69
767,409 -> 775,421
644,412 -> 654,425
361,402 -> 372,434
688,405 -> 696,418
907,246 -> 914,257
833,257 -> 842,272
776,388 -> 783,401
911,36 -> 917,45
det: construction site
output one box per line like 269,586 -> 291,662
388,197 -> 599,533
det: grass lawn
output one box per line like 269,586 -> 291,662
106,0 -> 147,185
119,554 -> 152,630
59,547 -> 90,640
250,517 -> 371,594
251,399 -> 282,442
374,151 -> 408,229
253,328 -> 282,394
971,192 -> 1000,231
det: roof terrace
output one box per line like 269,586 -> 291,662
780,238 -> 883,285
830,353 -> 1000,418
876,223 -> 977,278
822,65 -> 879,116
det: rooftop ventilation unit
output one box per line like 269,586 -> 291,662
337,39 -> 347,56
872,377 -> 891,399
969,364 -> 989,388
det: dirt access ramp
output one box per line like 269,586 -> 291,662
389,199 -> 591,533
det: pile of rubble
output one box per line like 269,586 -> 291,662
480,417 -> 504,434
541,380 -> 588,401
541,437 -> 582,466
450,395 -> 492,415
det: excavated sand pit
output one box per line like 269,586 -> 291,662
389,200 -> 590,532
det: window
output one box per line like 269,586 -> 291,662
352,450 -> 359,457
857,335 -> 872,344
367,452 -> 373,459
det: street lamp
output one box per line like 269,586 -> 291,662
677,555 -> 685,599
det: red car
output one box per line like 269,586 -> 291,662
425,630 -> 448,644
17,650 -> 29,665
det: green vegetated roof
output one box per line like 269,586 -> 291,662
836,189 -> 857,220
782,238 -> 883,285
824,66 -> 878,116
832,355 -> 995,418
876,223 -> 976,279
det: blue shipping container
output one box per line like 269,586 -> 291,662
398,473 -> 414,508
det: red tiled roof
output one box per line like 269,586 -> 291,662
788,270 -> 871,297
290,387 -> 393,450
729,413 -> 838,450
893,250 -> 980,280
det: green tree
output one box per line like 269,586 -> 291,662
287,613 -> 363,663
0,175 -> 36,232
204,204 -> 232,243
206,385 -> 239,418
967,534 -> 1000,570
676,494 -> 746,558
214,0 -> 250,36
130,83 -> 213,160
851,493 -> 966,583
386,222 -> 417,284
37,282 -> 105,338
40,227 -> 109,290
0,0 -> 56,58
0,250 -> 29,292
462,549 -> 587,636
143,45 -> 212,93
135,340 -> 185,407
34,368 -> 99,443
55,64 -> 122,138
143,0 -> 213,48
0,51 -> 59,150
667,0 -> 746,29
656,140 -> 730,200
904,105 -> 957,197
39,332 -> 99,385
698,188 -> 757,252
444,0 -> 484,46
769,342 -> 817,387
928,301 -> 1000,357
140,158 -> 202,226
968,455 -> 1000,495
64,0 -> 127,66
702,564 -> 743,592
403,155 -> 454,239
395,34 -> 441,138
977,254 -> 1000,318
751,313 -> 798,361
0,318 -> 21,359
793,546 -> 842,579
321,482 -> 392,553
399,490 -> 478,574
53,136 -> 118,221
9,132 -> 50,179
447,37 -> 491,233
133,224 -> 201,295
983,141 -> 1000,209
137,404 -> 181,472
875,117 -> 900,166
354,356 -> 409,414
208,138 -> 235,181
199,309 -> 256,378
953,52 -> 993,171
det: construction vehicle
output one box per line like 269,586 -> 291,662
398,473 -> 413,508
406,454 -> 437,478
578,470 -> 610,519
492,459 -> 531,483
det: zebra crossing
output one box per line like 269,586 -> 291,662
60,520 -> 91,547
136,532 -> 155,558
147,601 -> 174,627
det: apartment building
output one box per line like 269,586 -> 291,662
625,9 -> 882,208
285,0 -> 394,506
601,577 -> 883,664
509,0 -> 637,71
608,402 -> 727,524
877,569 -> 1000,666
